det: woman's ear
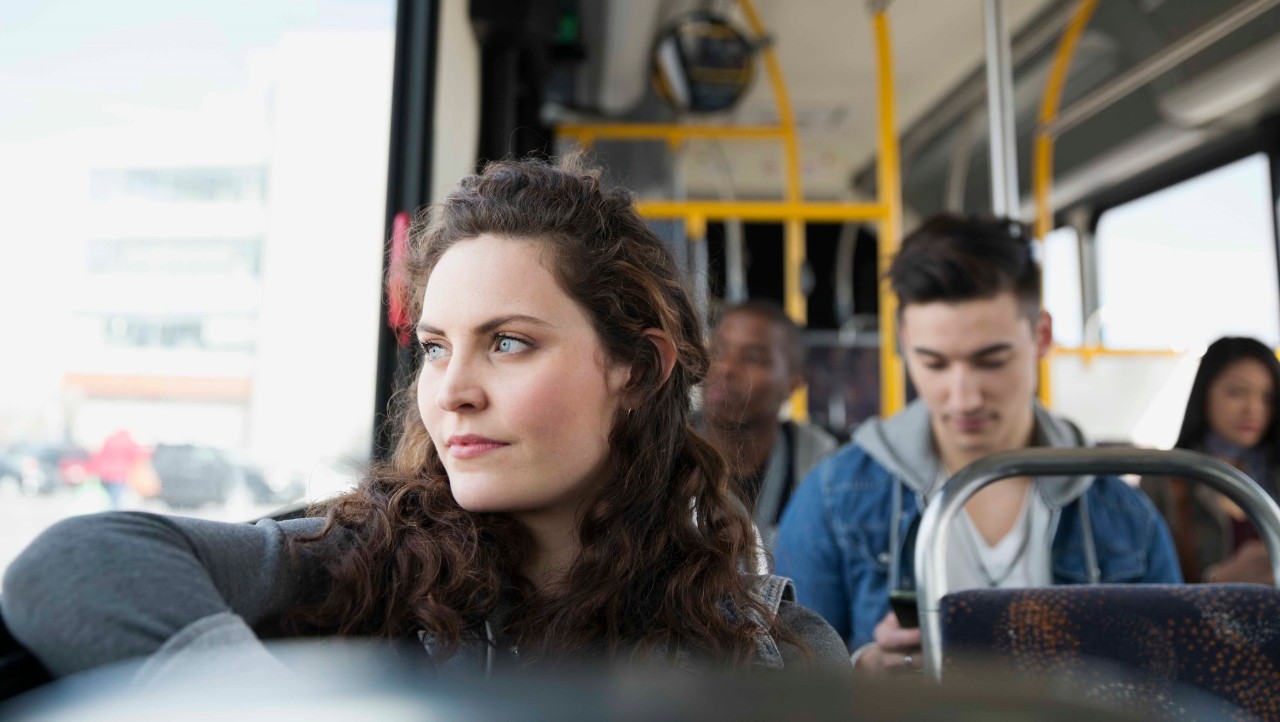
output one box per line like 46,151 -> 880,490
642,328 -> 678,389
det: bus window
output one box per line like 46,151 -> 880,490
1042,227 -> 1084,349
1094,153 -> 1280,350
0,1 -> 395,579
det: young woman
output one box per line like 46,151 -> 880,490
1,156 -> 847,684
1142,336 -> 1280,584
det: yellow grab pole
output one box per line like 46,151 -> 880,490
1035,0 -> 1097,238
784,217 -> 806,323
556,123 -> 787,143
1034,0 -> 1098,407
873,10 -> 905,418
739,0 -> 809,420
687,214 -> 708,244
737,0 -> 801,207
634,200 -> 885,222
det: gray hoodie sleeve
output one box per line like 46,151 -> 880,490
0,511 -> 335,679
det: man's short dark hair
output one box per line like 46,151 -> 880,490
715,300 -> 804,374
887,214 -> 1041,321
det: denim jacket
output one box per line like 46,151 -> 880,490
774,401 -> 1182,650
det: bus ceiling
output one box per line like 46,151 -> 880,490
463,0 -> 1280,219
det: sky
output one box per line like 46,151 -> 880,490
0,0 -> 396,442
0,0 -> 394,142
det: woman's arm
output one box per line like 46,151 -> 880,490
1,511 -> 334,678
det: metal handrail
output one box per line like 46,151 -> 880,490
914,447 -> 1280,681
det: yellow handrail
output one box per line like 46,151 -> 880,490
1034,0 -> 1098,238
553,3 -> 905,422
1052,346 -> 1183,357
1034,0 -> 1099,407
635,200 -> 885,222
557,123 -> 786,146
737,0 -> 810,420
874,10 -> 905,418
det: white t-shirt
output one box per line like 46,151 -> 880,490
941,476 -> 1053,591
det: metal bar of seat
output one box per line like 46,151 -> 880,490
915,447 -> 1280,681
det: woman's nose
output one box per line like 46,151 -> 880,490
436,358 -> 487,411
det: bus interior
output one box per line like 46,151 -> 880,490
5,0 -> 1280,716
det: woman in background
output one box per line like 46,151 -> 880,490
1142,336 -> 1280,584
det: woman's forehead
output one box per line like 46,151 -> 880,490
1216,358 -> 1274,388
418,236 -> 580,328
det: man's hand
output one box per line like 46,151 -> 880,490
1205,540 -> 1274,585
853,612 -> 923,674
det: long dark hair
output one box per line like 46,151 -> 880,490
1175,336 -> 1280,465
289,155 -> 781,667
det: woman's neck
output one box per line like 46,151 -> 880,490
1205,430 -> 1260,460
516,508 -> 582,589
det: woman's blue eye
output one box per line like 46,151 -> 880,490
421,341 -> 448,361
495,336 -> 529,354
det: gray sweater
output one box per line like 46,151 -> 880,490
1,512 -> 850,682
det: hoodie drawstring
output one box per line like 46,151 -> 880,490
888,479 -> 904,590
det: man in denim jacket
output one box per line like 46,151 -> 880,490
775,215 -> 1180,673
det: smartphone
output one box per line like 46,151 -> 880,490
888,589 -> 919,628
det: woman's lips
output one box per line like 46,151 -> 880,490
447,435 -> 509,459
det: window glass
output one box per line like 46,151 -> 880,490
1042,226 -> 1083,348
1095,153 -> 1280,349
0,1 -> 396,579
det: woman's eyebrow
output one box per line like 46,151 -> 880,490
475,314 -> 555,334
416,314 -> 554,337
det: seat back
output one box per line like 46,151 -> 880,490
941,583 -> 1280,720
0,605 -> 51,702
913,448 -> 1280,717
916,448 -> 1280,678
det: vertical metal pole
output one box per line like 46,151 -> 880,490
1264,118 -> 1280,343
1068,206 -> 1100,345
374,0 -> 439,461
984,0 -> 1020,217
739,0 -> 809,421
725,219 -> 748,304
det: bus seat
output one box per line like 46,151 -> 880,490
915,448 -> 1280,720
0,604 -> 51,702
940,583 -> 1280,720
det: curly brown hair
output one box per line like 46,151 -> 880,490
290,154 -> 785,668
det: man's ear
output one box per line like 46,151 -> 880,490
1035,309 -> 1053,359
786,369 -> 805,396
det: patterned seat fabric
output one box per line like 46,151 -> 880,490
942,584 -> 1280,721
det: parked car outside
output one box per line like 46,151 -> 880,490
149,444 -> 237,509
0,443 -> 90,495
0,447 -> 52,496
